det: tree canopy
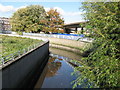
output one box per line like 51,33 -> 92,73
10,5 -> 64,34
42,9 -> 64,33
72,2 -> 120,88
10,5 -> 47,33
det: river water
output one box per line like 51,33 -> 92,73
34,47 -> 87,88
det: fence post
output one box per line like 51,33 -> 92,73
29,46 -> 31,50
12,54 -> 14,60
18,51 -> 20,57
2,57 -> 4,65
28,47 -> 29,52
24,49 -> 26,54
34,44 -> 35,48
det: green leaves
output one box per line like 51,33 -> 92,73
73,2 -> 120,88
10,5 -> 47,33
44,9 -> 64,33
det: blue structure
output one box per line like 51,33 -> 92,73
53,33 -> 85,37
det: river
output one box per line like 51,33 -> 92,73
34,47 -> 88,88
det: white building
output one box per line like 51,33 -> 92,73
0,17 -> 11,33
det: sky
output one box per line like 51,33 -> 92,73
0,1 -> 86,24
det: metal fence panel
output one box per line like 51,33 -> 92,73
23,33 -> 93,42
0,42 -> 44,65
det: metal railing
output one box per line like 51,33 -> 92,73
23,33 -> 93,42
0,42 -> 43,65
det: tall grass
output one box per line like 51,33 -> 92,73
1,35 -> 42,57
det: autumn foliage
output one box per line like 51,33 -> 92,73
10,5 -> 64,34
44,9 -> 64,33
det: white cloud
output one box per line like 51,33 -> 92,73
0,4 -> 15,12
45,6 -> 84,16
15,6 -> 27,11
44,7 -> 50,12
44,7 -> 85,23
0,4 -> 83,17
0,0 -> 83,2
0,4 -> 26,13
0,4 -> 85,24
53,7 -> 65,15
44,7 -> 64,15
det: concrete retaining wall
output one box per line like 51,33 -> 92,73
50,44 -> 82,54
2,41 -> 49,88
48,37 -> 87,49
23,33 -> 90,50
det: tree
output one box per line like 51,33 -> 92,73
10,5 -> 47,33
43,9 -> 64,33
79,23 -> 86,34
72,2 -> 120,88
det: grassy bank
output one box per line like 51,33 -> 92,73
23,35 -> 90,54
24,35 -> 90,51
51,43 -> 84,53
47,37 -> 88,49
0,35 -> 42,57
51,43 -> 84,50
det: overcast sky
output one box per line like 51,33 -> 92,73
0,1 -> 86,24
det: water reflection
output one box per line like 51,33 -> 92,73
41,54 -> 77,88
35,48 -> 93,88
49,47 -> 82,61
46,56 -> 62,77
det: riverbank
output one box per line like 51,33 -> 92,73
1,34 -> 91,55
34,47 -> 83,88
50,44 -> 82,54
22,34 -> 90,54
48,37 -> 87,54
1,35 -> 42,57
1,34 -> 49,88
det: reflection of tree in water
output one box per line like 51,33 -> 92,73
46,56 -> 62,77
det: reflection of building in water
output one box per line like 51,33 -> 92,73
46,56 -> 62,77
0,17 -> 11,33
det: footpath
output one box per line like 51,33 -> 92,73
2,34 -> 90,53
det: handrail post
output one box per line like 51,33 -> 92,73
28,47 -> 29,52
34,44 -> 35,48
12,54 -> 14,60
0,41 -> 45,65
18,51 -> 20,57
24,49 -> 25,54
2,57 -> 4,65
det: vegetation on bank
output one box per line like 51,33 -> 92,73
51,43 -> 85,53
72,2 -> 120,88
1,35 -> 42,57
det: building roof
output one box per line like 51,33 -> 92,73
63,21 -> 87,28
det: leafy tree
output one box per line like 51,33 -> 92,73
72,2 -> 120,88
43,9 -> 64,33
10,5 -> 47,33
79,23 -> 86,34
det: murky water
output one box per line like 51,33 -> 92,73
35,48 -> 88,88
41,54 -> 78,88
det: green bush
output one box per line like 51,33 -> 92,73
17,31 -> 23,35
72,2 -> 120,88
1,35 -> 42,57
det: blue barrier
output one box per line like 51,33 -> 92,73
53,33 -> 85,37
23,33 -> 93,42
